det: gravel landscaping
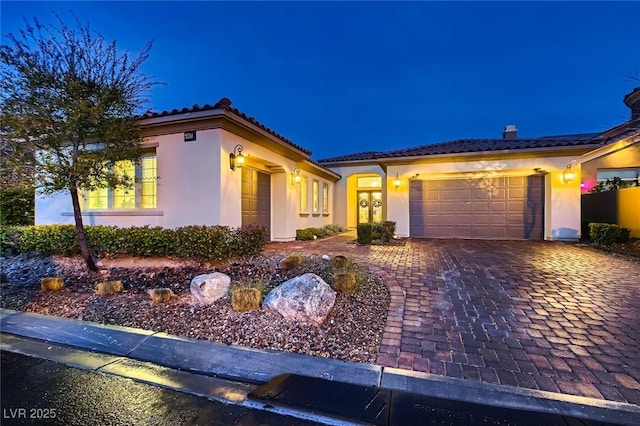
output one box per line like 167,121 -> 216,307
0,253 -> 390,364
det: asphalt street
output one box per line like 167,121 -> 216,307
0,351 -> 321,426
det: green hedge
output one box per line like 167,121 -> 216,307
0,224 -> 268,260
295,224 -> 345,241
357,223 -> 372,244
589,223 -> 630,246
380,221 -> 396,242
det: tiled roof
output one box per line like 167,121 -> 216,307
140,98 -> 312,156
318,132 -> 608,163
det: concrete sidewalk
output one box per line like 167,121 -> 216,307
2,309 -> 638,425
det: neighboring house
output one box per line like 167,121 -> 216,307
578,88 -> 640,237
36,90 -> 640,241
35,98 -> 340,242
318,88 -> 640,241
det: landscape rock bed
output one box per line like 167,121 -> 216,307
0,253 -> 390,363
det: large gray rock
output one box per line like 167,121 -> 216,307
263,273 -> 336,325
190,272 -> 231,306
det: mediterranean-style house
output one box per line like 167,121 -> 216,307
35,89 -> 640,240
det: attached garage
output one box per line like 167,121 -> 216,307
242,168 -> 271,238
409,175 -> 544,239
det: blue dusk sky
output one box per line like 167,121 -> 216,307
1,1 -> 639,160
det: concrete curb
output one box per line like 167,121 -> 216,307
2,309 -> 639,425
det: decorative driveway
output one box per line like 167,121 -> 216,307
264,234 -> 640,405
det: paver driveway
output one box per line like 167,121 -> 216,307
263,234 -> 640,405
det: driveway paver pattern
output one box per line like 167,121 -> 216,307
263,234 -> 640,405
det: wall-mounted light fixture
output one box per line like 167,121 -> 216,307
291,168 -> 301,185
562,163 -> 575,183
393,173 -> 401,190
229,144 -> 245,171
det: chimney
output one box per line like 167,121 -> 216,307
503,124 -> 517,139
623,87 -> 640,122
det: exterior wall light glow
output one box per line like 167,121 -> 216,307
291,168 -> 301,185
229,144 -> 245,171
563,164 -> 575,183
393,173 -> 401,190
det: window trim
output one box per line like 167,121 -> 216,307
299,175 -> 309,213
82,153 -> 157,211
312,179 -> 319,214
322,182 -> 329,215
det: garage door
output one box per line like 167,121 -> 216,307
242,168 -> 270,238
409,175 -> 544,239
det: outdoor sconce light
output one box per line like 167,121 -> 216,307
229,144 -> 245,171
393,173 -> 401,190
291,168 -> 301,185
562,163 -> 575,183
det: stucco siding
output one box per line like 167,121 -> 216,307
332,155 -> 582,240
581,143 -> 640,193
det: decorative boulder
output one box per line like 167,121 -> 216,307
263,273 -> 336,325
190,273 -> 231,306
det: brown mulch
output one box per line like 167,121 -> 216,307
0,253 -> 390,364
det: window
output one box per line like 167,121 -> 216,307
113,161 -> 136,209
597,168 -> 639,184
312,180 -> 319,213
299,176 -> 308,212
322,183 -> 329,214
86,186 -> 108,210
357,176 -> 381,188
83,153 -> 157,210
140,155 -> 157,208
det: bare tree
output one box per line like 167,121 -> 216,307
1,14 -> 158,271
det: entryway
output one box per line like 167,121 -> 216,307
241,167 -> 270,238
357,191 -> 383,225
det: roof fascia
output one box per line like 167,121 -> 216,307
578,132 -> 640,164
298,160 -> 341,182
138,109 -> 310,162
321,145 -> 603,167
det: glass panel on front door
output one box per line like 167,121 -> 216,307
357,191 -> 382,224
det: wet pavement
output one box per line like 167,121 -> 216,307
263,234 -> 640,404
1,351 -> 320,426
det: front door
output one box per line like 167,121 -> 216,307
357,191 -> 383,225
242,167 -> 270,239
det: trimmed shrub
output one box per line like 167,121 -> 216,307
233,224 -> 269,256
295,224 -> 345,241
332,272 -> 357,294
0,224 -> 268,260
322,224 -> 345,236
296,228 -> 315,241
231,287 -> 262,312
148,288 -> 176,304
279,255 -> 303,270
329,255 -> 351,269
21,225 -> 78,256
41,277 -> 65,291
380,221 -> 396,242
357,223 -> 372,244
589,223 -> 631,246
95,280 -> 124,296
371,222 -> 382,240
310,227 -> 327,238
